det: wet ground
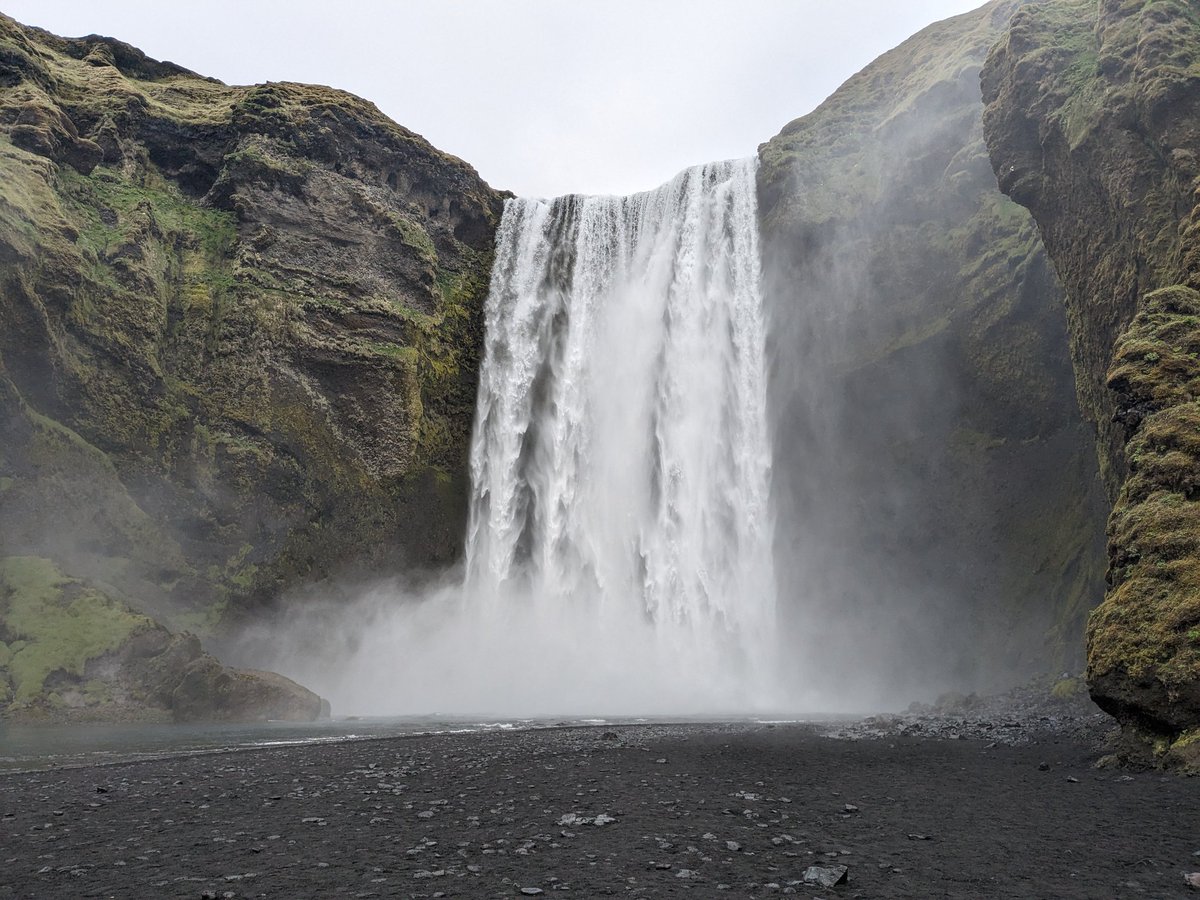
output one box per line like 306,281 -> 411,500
1,713 -> 1197,899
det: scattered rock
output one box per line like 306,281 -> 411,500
556,812 -> 615,827
803,865 -> 849,887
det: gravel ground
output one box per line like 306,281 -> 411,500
821,683 -> 1116,747
1,712 -> 1198,899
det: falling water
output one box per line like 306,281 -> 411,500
461,157 -> 778,712
254,159 -> 779,716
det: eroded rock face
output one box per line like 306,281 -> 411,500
0,15 -> 502,625
983,0 -> 1200,765
758,0 -> 1106,702
0,13 -> 502,718
0,557 -> 324,722
94,627 -> 325,723
170,658 -> 324,723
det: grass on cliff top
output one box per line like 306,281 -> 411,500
1011,0 -> 1200,148
759,0 -> 1018,223
2,11 -> 471,173
0,557 -> 149,706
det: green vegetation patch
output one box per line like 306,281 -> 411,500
1088,286 -> 1200,693
1051,676 -> 1086,700
0,556 -> 150,705
57,164 -> 236,276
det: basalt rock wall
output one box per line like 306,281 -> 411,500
983,0 -> 1200,768
0,13 -> 503,718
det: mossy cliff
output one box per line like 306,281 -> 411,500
0,14 -> 503,718
758,0 -> 1107,702
0,555 -> 323,721
983,0 -> 1200,766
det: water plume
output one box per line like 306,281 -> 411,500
257,159 -> 780,717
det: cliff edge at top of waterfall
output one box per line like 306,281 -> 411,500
0,12 -> 504,721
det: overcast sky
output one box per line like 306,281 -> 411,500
6,1 -> 985,197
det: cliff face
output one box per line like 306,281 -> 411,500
0,14 -> 503,718
983,0 -> 1200,767
759,0 -> 1107,704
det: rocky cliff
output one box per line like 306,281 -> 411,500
758,0 -> 1108,704
0,14 -> 503,719
983,0 -> 1200,768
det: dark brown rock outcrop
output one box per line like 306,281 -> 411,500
0,13 -> 503,717
983,0 -> 1200,767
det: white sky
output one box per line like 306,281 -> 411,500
5,1 -> 986,197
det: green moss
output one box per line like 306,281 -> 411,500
1051,676 -> 1085,699
1108,286 -> 1200,411
0,9 -> 501,647
57,164 -> 237,289
170,601 -> 227,638
388,211 -> 438,265
367,342 -> 420,364
1163,726 -> 1200,773
0,139 -> 69,254
0,556 -> 150,705
1088,285 -> 1200,696
223,137 -> 313,183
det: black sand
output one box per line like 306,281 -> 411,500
1,722 -> 1197,899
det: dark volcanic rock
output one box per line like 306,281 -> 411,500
0,556 -> 323,722
0,13 -> 503,716
803,864 -> 849,887
0,723 -> 1196,898
170,658 -> 322,723
983,0 -> 1200,769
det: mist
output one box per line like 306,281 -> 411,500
757,5 -> 1106,711
226,8 -> 1105,721
233,572 -> 783,718
230,50 -> 1105,718
233,160 -> 790,718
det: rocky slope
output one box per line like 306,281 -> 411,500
983,0 -> 1200,769
0,14 -> 503,719
0,556 -> 324,722
758,0 -> 1108,704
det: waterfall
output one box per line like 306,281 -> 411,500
261,159 -> 780,716
461,157 -> 778,712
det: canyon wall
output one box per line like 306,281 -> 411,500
758,0 -> 1107,704
0,13 -> 502,718
983,0 -> 1200,767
